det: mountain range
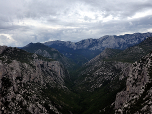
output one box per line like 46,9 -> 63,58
1,32 -> 152,113
44,32 -> 152,66
44,32 -> 152,50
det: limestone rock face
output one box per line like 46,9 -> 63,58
115,53 -> 152,113
0,46 -> 69,114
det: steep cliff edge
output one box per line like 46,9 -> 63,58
115,52 -> 152,113
0,46 -> 73,114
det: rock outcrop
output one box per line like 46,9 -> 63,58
115,52 -> 152,113
0,46 -> 69,114
35,49 -> 51,58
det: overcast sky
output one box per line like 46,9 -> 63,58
0,0 -> 152,47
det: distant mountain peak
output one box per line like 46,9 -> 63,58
21,42 -> 75,69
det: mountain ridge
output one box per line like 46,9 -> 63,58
21,43 -> 75,70
108,37 -> 152,63
44,32 -> 152,50
44,32 -> 152,66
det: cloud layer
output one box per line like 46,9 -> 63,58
0,0 -> 152,47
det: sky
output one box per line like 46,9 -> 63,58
0,0 -> 152,47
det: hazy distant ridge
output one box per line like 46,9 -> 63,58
44,32 -> 152,51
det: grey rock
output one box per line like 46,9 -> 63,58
115,52 -> 152,113
35,49 -> 51,58
75,48 -> 130,91
0,46 -> 68,114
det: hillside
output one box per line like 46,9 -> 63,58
22,43 -> 75,70
0,46 -> 80,114
44,32 -> 152,66
110,37 -> 152,63
44,42 -> 101,66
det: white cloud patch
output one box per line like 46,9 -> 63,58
0,34 -> 17,46
0,0 -> 152,47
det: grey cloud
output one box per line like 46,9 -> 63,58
90,15 -> 152,36
0,0 -> 152,47
81,0 -> 152,18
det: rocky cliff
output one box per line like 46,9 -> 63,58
115,52 -> 152,114
0,46 -> 70,114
